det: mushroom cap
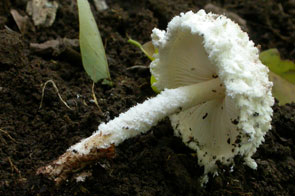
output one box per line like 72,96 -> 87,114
150,10 -> 274,175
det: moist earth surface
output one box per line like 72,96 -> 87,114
0,0 -> 295,195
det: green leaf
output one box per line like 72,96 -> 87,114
77,0 -> 111,84
128,39 -> 155,61
150,75 -> 160,93
259,48 -> 295,82
281,70 -> 295,84
269,72 -> 295,105
140,41 -> 160,93
259,48 -> 295,105
128,39 -> 161,93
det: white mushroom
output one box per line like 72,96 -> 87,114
150,10 -> 274,182
37,10 -> 274,185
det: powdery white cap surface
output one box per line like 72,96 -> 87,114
150,10 -> 274,177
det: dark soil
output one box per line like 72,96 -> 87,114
0,0 -> 295,195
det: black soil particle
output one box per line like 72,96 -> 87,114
0,0 -> 295,195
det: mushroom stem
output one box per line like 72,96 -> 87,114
37,78 -> 224,183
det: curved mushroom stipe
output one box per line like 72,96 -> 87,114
37,78 -> 224,183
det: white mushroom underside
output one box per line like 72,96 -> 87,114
152,21 -> 243,173
151,10 -> 274,176
170,96 -> 242,173
152,30 -> 216,89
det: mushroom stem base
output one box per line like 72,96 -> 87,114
37,78 -> 224,183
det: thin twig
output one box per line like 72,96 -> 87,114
126,65 -> 149,70
39,80 -> 73,110
8,157 -> 21,177
0,128 -> 16,143
92,82 -> 102,112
